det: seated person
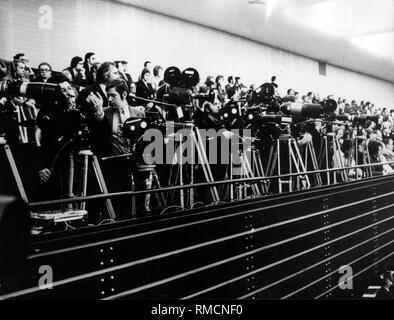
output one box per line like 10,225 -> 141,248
332,139 -> 362,181
367,140 -> 393,176
135,68 -> 155,104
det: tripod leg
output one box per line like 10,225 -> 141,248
80,154 -> 89,210
189,135 -> 194,208
144,171 -> 154,212
265,144 -> 274,176
255,149 -> 268,194
229,152 -> 234,201
3,144 -> 28,202
366,145 -> 373,177
130,172 -> 136,219
243,149 -> 260,197
179,134 -> 185,210
355,140 -> 359,179
290,140 -> 310,189
152,170 -> 166,208
192,129 -> 219,203
91,155 -> 116,220
324,137 -> 330,185
278,140 -> 283,193
309,142 -> 322,186
66,151 -> 75,211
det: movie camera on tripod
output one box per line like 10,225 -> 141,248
0,79 -> 91,149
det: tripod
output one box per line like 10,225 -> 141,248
266,134 -> 310,193
65,147 -> 116,220
318,133 -> 348,184
167,123 -> 220,208
0,136 -> 28,202
228,140 -> 268,201
298,139 -> 322,187
346,136 -> 372,179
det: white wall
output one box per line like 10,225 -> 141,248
1,0 -> 393,106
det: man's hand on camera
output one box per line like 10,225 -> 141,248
38,168 -> 51,183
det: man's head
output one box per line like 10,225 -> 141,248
153,65 -> 163,78
141,68 -> 151,82
47,74 -> 77,109
144,61 -> 152,71
215,75 -> 224,87
13,60 -> 26,79
205,76 -> 214,86
13,53 -> 28,64
115,61 -> 125,73
203,101 -> 220,114
38,62 -> 52,80
70,56 -> 84,71
121,61 -> 128,72
96,62 -> 119,85
287,88 -> 295,96
228,76 -> 234,85
84,52 -> 96,67
106,79 -> 129,110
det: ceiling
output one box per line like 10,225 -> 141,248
116,0 -> 394,83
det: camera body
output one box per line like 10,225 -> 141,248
0,80 -> 90,149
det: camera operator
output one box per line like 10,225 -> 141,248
35,74 -> 80,201
0,59 -> 38,146
78,61 -> 120,150
87,79 -> 145,219
215,75 -> 228,104
194,100 -> 232,203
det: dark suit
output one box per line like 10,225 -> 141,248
136,80 -> 155,101
79,83 -> 109,116
83,63 -> 96,86
89,105 -> 144,157
66,67 -> 88,88
119,72 -> 133,91
89,105 -> 145,219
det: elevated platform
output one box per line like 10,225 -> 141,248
1,174 -> 394,299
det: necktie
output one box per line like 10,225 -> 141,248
118,108 -> 126,136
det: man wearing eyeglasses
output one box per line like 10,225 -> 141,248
34,62 -> 52,83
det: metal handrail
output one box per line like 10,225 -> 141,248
28,160 -> 394,208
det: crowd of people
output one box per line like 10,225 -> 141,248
1,51 -> 394,221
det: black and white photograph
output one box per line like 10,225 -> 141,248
0,0 -> 394,306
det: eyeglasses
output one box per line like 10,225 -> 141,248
21,58 -> 29,63
40,69 -> 51,72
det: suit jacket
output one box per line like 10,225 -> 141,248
136,80 -> 155,101
78,83 -> 109,116
66,67 -> 88,88
83,63 -> 96,86
89,105 -> 145,157
119,72 -> 133,90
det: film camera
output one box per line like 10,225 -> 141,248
0,80 -> 90,149
161,66 -> 220,105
